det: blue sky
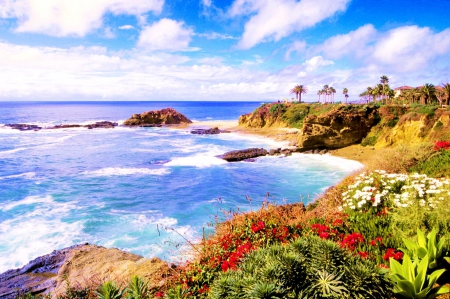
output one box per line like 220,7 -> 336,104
0,0 -> 449,101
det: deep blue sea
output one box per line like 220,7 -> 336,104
0,101 -> 362,272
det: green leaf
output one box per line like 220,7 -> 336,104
428,286 -> 450,299
417,229 -> 427,249
413,256 -> 428,293
395,280 -> 416,297
428,269 -> 446,287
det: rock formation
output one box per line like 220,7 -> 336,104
3,122 -> 118,131
297,106 -> 379,150
0,244 -> 171,299
190,127 -> 230,134
123,108 -> 192,126
218,148 -> 268,162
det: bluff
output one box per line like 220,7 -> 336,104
0,244 -> 171,299
238,103 -> 450,150
123,108 -> 192,126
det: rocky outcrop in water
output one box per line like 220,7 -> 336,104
218,148 -> 268,162
123,108 -> 192,126
3,121 -> 118,131
191,127 -> 230,134
0,244 -> 171,299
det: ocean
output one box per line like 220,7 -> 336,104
0,101 -> 363,272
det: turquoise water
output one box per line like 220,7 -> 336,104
0,101 -> 362,272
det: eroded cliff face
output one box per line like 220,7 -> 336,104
0,244 -> 171,299
297,106 -> 379,150
368,109 -> 450,148
238,103 -> 450,150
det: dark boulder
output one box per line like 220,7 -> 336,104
191,127 -> 231,135
218,148 -> 268,162
4,124 -> 42,131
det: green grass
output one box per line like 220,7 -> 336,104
409,150 -> 450,178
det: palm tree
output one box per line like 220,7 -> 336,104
442,83 -> 450,106
419,83 -> 436,105
323,85 -> 329,103
343,88 -> 349,104
366,87 -> 373,103
290,85 -> 308,103
317,90 -> 322,103
380,75 -> 389,103
330,87 -> 336,103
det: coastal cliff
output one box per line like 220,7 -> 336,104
239,103 -> 450,150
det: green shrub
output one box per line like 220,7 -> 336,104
269,104 -> 286,116
409,150 -> 450,178
208,236 -> 393,299
434,120 -> 443,131
281,104 -> 310,127
361,136 -> 378,147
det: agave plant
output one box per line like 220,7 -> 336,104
401,228 -> 447,270
389,253 -> 449,298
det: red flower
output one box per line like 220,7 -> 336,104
319,232 -> 330,239
340,232 -> 364,251
251,221 -> 265,233
383,248 -> 403,261
358,251 -> 369,259
221,261 -> 230,272
198,284 -> 210,294
332,219 -> 343,227
155,292 -> 164,298
370,237 -> 383,246
434,140 -> 450,151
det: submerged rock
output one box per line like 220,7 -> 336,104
123,108 -> 192,126
0,244 -> 171,299
218,148 -> 268,162
4,124 -> 42,131
190,127 -> 230,134
4,121 -> 118,131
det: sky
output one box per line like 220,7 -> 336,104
0,0 -> 449,101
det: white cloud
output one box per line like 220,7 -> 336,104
202,0 -> 212,7
315,24 -> 450,73
0,0 -> 164,37
229,0 -> 351,49
137,18 -> 194,51
315,24 -> 377,59
372,26 -> 450,71
284,40 -> 306,60
197,32 -> 235,40
119,25 -> 134,30
303,56 -> 334,71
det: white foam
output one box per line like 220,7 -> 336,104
0,172 -> 36,181
0,195 -> 50,211
83,167 -> 170,177
0,196 -> 85,273
294,153 -> 364,172
165,153 -> 227,168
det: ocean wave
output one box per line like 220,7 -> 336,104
0,172 -> 36,181
165,153 -> 227,168
0,195 -> 85,273
82,167 -> 170,177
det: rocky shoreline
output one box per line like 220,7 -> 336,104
0,244 -> 171,299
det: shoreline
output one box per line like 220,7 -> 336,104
185,119 -> 374,166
